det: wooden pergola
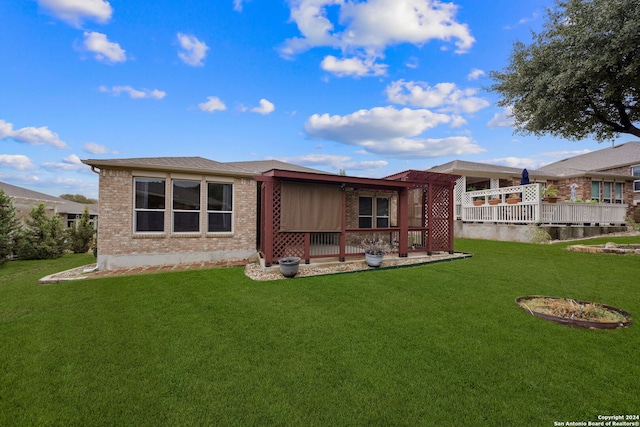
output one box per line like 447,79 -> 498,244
255,169 -> 460,266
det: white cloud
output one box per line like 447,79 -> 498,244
83,31 -> 126,63
250,99 -> 275,115
468,68 -> 485,80
386,79 -> 490,114
321,55 -> 387,77
281,0 -> 474,72
0,154 -> 35,170
83,142 -> 117,154
304,106 -> 484,158
0,119 -> 68,149
42,154 -> 88,172
99,85 -> 166,99
198,96 -> 227,113
487,106 -> 515,128
177,33 -> 209,66
233,0 -> 249,12
38,0 -> 112,27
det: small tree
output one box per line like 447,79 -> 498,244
15,203 -> 67,260
67,206 -> 95,254
0,189 -> 21,265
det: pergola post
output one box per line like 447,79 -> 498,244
261,178 -> 275,267
398,188 -> 409,257
339,188 -> 346,262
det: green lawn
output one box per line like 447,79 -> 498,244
1,238 -> 639,426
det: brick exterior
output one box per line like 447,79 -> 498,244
97,168 -> 257,270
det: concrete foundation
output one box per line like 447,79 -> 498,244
454,221 -> 627,243
97,250 -> 257,271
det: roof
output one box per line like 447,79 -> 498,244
428,160 -> 525,176
536,141 -> 640,176
0,181 -> 98,215
226,159 -> 333,175
82,156 -> 249,176
427,142 -> 640,180
82,156 -> 334,177
256,169 -> 460,190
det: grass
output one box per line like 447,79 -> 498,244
1,237 -> 639,426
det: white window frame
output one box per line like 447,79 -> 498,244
591,181 -> 601,202
172,179 -> 201,233
134,177 -> 166,233
632,166 -> 640,192
206,181 -> 233,233
358,196 -> 391,229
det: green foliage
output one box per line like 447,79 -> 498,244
67,206 -> 95,254
59,194 -> 97,204
527,224 -> 552,244
626,216 -> 640,232
491,0 -> 640,141
15,203 -> 67,260
0,189 -> 21,265
1,239 -> 640,425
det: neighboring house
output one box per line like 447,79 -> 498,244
82,157 -> 460,270
0,181 -> 98,228
428,141 -> 640,221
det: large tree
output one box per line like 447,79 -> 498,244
491,0 -> 640,142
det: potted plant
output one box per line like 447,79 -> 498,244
488,197 -> 501,205
278,256 -> 301,278
362,235 -> 391,267
542,185 -> 560,203
467,186 -> 484,206
506,193 -> 521,204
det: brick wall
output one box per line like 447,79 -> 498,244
97,168 -> 257,269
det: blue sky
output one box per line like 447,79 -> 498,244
0,0 -> 628,199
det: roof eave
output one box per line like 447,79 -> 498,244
82,159 -> 255,178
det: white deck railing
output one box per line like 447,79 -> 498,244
460,184 -> 627,225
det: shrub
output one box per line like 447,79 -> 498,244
67,206 -> 95,254
0,189 -> 21,265
15,203 -> 67,260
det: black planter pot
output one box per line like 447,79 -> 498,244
278,256 -> 301,278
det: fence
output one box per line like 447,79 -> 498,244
461,184 -> 627,225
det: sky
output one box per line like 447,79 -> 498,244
0,0 -> 631,199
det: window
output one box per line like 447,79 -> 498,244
135,178 -> 166,232
603,182 -> 612,203
591,181 -> 601,202
358,197 -> 373,228
633,166 -> 640,192
359,196 -> 390,228
615,182 -> 623,204
376,197 -> 390,228
173,180 -> 200,232
594,181 -> 623,204
207,182 -> 233,232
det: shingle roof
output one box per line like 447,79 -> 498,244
82,156 -> 250,176
428,160 -> 525,175
227,160 -> 334,175
536,141 -> 640,175
0,181 -> 97,215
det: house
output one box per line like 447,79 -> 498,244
81,157 -> 460,271
0,181 -> 98,228
428,141 -> 640,222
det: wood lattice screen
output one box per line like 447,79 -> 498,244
271,181 -> 305,259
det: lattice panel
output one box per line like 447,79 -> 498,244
429,184 -> 452,252
454,176 -> 465,205
271,181 -> 306,259
273,232 -> 306,259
